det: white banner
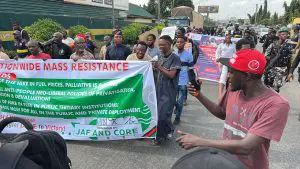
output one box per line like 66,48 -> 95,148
0,60 -> 157,141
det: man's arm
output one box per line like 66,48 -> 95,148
176,131 -> 267,155
188,83 -> 226,120
157,65 -> 178,79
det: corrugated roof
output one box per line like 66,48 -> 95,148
0,0 -> 122,19
128,3 -> 154,19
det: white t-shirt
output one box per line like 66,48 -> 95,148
216,43 -> 236,59
62,37 -> 75,46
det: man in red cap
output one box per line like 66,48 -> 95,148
176,49 -> 290,169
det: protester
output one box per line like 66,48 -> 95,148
264,27 -> 292,92
177,49 -> 289,169
232,23 -> 242,38
27,40 -> 51,59
173,37 -> 193,125
105,30 -> 131,60
243,31 -> 255,49
261,28 -> 278,53
85,32 -> 97,55
216,34 -> 236,98
99,36 -> 111,60
152,35 -> 181,145
145,34 -> 160,58
126,41 -> 151,61
250,28 -> 258,45
291,25 -> 300,54
13,30 -> 29,58
62,30 -> 75,47
12,22 -> 30,44
70,37 -> 95,60
43,32 -> 72,59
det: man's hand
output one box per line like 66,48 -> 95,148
287,73 -> 294,82
151,61 -> 159,69
176,130 -> 207,150
14,56 -> 19,60
187,81 -> 202,97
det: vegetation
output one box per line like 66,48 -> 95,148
248,0 -> 300,26
68,25 -> 90,38
144,0 -> 194,18
24,19 -> 64,41
122,23 -> 153,44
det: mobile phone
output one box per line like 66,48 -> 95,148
188,68 -> 200,90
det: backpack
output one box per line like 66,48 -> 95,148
0,117 -> 72,169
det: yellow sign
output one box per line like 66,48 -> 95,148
0,31 -> 14,41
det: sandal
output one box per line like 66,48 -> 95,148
151,139 -> 161,145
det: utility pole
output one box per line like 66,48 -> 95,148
255,4 -> 258,25
171,0 -> 175,16
157,0 -> 161,22
112,0 -> 115,29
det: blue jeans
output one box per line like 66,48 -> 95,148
175,85 -> 187,119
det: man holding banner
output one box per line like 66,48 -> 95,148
152,35 -> 181,145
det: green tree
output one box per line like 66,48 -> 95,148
24,18 -> 64,41
68,25 -> 90,38
282,0 -> 300,24
146,0 -> 157,18
263,0 -> 268,18
173,0 -> 194,9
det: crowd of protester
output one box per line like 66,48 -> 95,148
0,21 -> 299,169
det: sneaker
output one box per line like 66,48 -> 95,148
173,118 -> 180,125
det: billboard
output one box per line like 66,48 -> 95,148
64,0 -> 129,10
198,5 -> 219,13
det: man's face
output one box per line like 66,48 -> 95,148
53,34 -> 62,44
136,44 -> 147,59
75,41 -> 86,52
147,36 -> 155,46
280,32 -> 288,41
13,24 -> 20,31
114,35 -> 122,45
176,38 -> 185,50
244,33 -> 250,39
225,36 -> 231,43
159,39 -> 171,54
27,42 -> 39,55
228,67 -> 244,91
268,29 -> 273,35
104,37 -> 111,45
176,30 -> 184,38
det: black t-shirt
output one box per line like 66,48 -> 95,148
50,43 -> 72,59
105,44 -> 131,60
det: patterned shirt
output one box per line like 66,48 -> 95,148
265,40 -> 292,67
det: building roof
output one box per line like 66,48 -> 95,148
128,3 -> 154,19
0,0 -> 122,19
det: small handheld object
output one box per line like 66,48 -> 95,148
188,68 -> 200,90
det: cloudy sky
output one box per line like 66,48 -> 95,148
129,0 -> 291,20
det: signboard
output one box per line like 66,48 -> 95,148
64,0 -> 129,10
198,5 -> 219,13
0,60 -> 157,141
160,26 -> 177,40
188,33 -> 240,82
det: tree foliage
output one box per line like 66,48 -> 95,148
122,23 -> 153,44
24,18 -> 64,41
145,0 -> 194,18
282,0 -> 300,24
68,25 -> 90,38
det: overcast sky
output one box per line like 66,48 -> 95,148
129,0 -> 292,20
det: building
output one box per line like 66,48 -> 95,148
127,3 -> 155,24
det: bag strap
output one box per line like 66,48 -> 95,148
0,117 -> 33,134
0,140 -> 29,169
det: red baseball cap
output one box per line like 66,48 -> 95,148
219,49 -> 267,75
